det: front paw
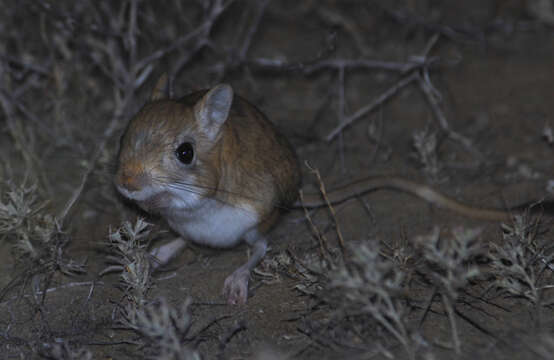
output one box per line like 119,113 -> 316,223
149,238 -> 187,268
223,269 -> 250,305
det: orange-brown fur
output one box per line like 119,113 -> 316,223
117,88 -> 300,226
174,90 -> 300,222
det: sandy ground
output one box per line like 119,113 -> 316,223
0,1 -> 553,359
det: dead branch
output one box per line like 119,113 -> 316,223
325,34 -> 441,141
417,71 -> 484,161
326,71 -> 419,141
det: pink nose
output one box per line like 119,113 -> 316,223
116,164 -> 145,192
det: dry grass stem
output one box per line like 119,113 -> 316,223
299,190 -> 333,265
304,162 -> 346,251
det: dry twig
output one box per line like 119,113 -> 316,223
304,162 -> 346,251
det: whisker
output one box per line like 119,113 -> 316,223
155,177 -> 296,213
167,179 -> 269,203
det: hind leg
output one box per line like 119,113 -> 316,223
223,229 -> 267,305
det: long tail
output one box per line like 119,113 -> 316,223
295,176 -> 512,221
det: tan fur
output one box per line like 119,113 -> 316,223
214,95 -> 300,220
116,84 -> 300,227
171,89 -> 301,222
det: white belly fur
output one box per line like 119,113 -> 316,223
166,199 -> 259,248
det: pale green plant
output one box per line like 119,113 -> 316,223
412,128 -> 443,182
415,226 -> 483,354
104,218 -> 153,306
0,181 -> 84,277
122,297 -> 200,360
328,240 -> 419,359
488,214 -> 554,317
0,182 -> 54,259
417,226 -> 482,299
105,219 -> 199,359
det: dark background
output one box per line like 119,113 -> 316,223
0,1 -> 553,359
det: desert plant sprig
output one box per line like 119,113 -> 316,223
0,181 -> 85,278
104,218 -> 154,306
488,214 -> 554,309
412,128 -> 444,183
415,226 -> 484,354
121,297 -> 200,360
327,240 -> 418,358
106,219 -> 200,359
416,226 -> 483,300
0,182 -> 53,259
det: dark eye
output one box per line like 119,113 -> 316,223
175,142 -> 194,164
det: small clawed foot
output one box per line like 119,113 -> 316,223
223,269 -> 250,305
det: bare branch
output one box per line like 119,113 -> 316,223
326,71 -> 419,141
417,72 -> 484,161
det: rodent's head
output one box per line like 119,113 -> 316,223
115,75 -> 233,212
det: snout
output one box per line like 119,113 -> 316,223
115,162 -> 149,195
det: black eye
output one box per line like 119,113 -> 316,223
175,142 -> 194,164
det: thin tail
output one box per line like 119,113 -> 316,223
295,176 -> 512,221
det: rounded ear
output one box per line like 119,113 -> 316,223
150,73 -> 169,101
194,84 -> 233,140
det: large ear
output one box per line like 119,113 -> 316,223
150,73 -> 169,101
194,84 -> 233,140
